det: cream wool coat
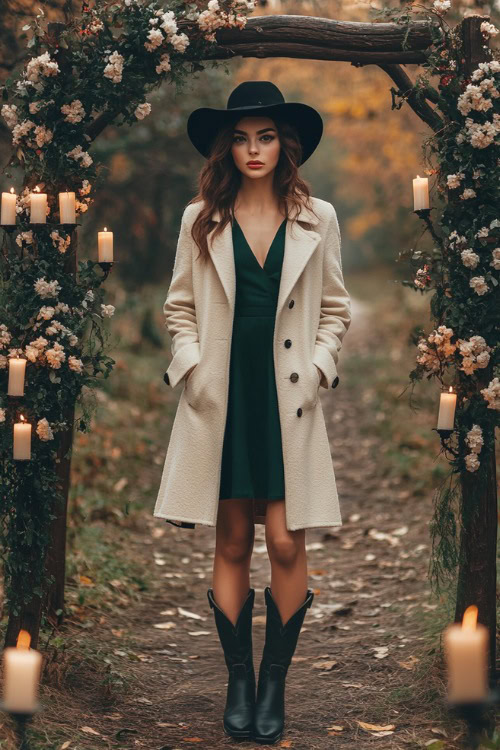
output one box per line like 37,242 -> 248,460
153,195 -> 352,531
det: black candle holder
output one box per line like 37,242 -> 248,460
0,223 -> 17,233
432,427 -> 459,457
414,207 -> 443,247
0,700 -> 40,750
447,688 -> 500,749
97,259 -> 117,280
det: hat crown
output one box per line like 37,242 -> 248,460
227,81 -> 285,111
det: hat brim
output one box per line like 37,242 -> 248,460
187,102 -> 323,166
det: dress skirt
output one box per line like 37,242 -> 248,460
219,216 -> 287,524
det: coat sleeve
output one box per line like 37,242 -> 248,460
163,208 -> 201,389
312,203 -> 352,389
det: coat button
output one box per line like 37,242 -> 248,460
284,339 -> 292,348
164,372 -> 170,385
297,407 -> 302,417
332,376 -> 339,388
288,299 -> 294,308
290,372 -> 299,383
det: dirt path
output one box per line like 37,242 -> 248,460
50,297 -> 461,750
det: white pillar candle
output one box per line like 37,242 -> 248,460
413,175 -> 429,210
98,227 -> 113,262
58,191 -> 76,224
3,630 -> 42,712
1,188 -> 17,224
437,387 -> 457,430
29,188 -> 47,223
13,415 -> 31,460
8,358 -> 26,396
443,606 -> 489,703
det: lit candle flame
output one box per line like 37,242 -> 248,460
34,186 -> 40,193
104,227 -> 107,232
462,605 -> 478,630
16,629 -> 31,649
20,414 -> 25,422
449,386 -> 453,393
10,187 -> 14,194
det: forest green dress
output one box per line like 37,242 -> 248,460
219,216 -> 287,520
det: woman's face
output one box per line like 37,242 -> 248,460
231,116 -> 281,179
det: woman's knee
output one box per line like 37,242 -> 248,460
216,500 -> 254,563
266,532 -> 304,566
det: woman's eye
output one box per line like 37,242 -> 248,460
233,135 -> 274,143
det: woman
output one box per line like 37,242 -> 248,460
154,81 -> 352,744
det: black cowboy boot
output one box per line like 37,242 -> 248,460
207,587 -> 256,739
252,586 -> 315,745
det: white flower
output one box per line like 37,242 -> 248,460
33,124 -> 53,147
446,173 -> 464,189
135,102 -> 152,120
34,277 -> 61,299
103,50 -> 124,83
0,324 -> 12,347
68,355 -> 84,373
160,10 -> 178,35
481,377 -> 500,410
461,249 -> 480,268
0,407 -> 5,423
50,230 -> 71,254
25,345 -> 40,362
169,32 -> 190,53
476,226 -> 490,238
45,341 -> 66,368
1,103 -> 19,129
480,21 -> 499,37
25,51 -> 60,83
156,53 -> 171,74
469,276 -> 489,295
0,354 -> 7,369
466,424 -> 484,454
101,304 -> 115,317
36,417 -> 54,441
490,248 -> 500,270
79,179 -> 91,196
66,144 -> 93,168
12,119 -> 36,145
465,453 -> 480,472
61,99 -> 85,123
145,28 -> 164,52
37,306 -> 56,321
461,188 -> 477,200
433,0 -> 451,14
15,230 -> 34,247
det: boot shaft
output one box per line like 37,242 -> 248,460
260,586 -> 314,673
207,588 -> 255,671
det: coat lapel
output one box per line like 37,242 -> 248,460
209,199 -> 321,319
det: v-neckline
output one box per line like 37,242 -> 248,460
234,217 -> 286,271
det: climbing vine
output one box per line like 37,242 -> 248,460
0,0 -> 255,614
374,1 -> 499,594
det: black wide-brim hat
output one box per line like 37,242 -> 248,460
187,81 -> 323,167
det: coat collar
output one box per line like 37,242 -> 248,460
206,197 -> 322,320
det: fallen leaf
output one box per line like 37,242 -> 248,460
177,607 -> 206,621
60,742 -> 71,749
398,655 -> 420,670
312,660 -> 337,670
153,622 -> 176,630
356,720 -> 395,732
80,727 -> 101,736
79,575 -> 93,586
326,724 -> 344,731
188,630 -> 211,636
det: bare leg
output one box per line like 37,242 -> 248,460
212,498 -> 255,626
265,499 -> 308,625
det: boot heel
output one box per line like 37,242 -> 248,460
207,588 -> 256,739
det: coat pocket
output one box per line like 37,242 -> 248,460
303,360 -> 321,409
184,363 -> 218,412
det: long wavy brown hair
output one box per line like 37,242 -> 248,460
187,113 -> 320,263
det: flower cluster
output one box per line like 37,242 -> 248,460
456,335 -> 492,375
480,377 -> 500,410
455,60 -> 500,150
464,424 -> 483,472
417,325 -> 457,372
